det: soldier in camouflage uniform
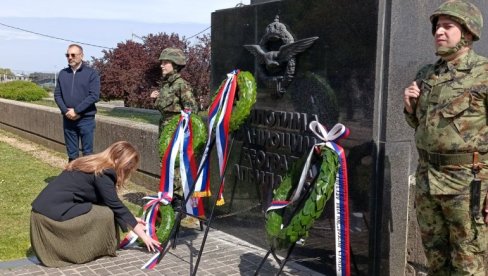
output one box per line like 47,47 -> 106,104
150,48 -> 200,228
404,1 -> 488,275
150,48 -> 199,136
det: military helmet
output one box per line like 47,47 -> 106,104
158,48 -> 186,66
430,0 -> 483,41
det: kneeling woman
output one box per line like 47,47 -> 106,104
30,141 -> 160,267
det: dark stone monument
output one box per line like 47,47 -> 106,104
208,0 -> 488,275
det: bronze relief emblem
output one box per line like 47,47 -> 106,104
244,15 -> 318,96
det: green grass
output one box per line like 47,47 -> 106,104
0,139 -> 152,261
0,142 -> 61,261
100,108 -> 159,125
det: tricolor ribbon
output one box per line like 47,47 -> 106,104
158,110 -> 204,217
119,110 -> 204,269
194,70 -> 239,205
265,121 -> 351,276
118,192 -> 166,269
309,121 -> 351,276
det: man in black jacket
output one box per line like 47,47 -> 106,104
54,44 -> 100,162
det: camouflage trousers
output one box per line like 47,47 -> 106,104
415,186 -> 487,275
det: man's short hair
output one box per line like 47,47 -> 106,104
68,44 -> 84,54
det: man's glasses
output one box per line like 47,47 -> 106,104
65,53 -> 80,58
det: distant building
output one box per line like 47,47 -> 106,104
14,73 -> 29,81
0,73 -> 30,82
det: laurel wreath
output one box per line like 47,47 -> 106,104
158,113 -> 207,160
155,204 -> 175,243
211,71 -> 257,132
265,145 -> 339,250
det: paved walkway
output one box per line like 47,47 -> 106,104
0,228 -> 323,276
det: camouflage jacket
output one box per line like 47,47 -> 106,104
154,73 -> 199,127
405,50 -> 488,194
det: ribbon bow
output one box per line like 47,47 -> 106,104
266,121 -> 348,211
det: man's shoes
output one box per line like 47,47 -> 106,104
180,216 -> 201,229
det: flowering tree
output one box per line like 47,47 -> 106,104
91,33 -> 210,109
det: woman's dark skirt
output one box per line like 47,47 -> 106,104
30,205 -> 118,267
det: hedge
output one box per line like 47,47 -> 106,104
0,81 -> 48,101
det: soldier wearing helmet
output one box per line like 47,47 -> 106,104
403,1 -> 488,274
150,47 -> 199,135
149,48 -> 200,228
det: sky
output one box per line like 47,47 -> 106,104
0,0 -> 250,74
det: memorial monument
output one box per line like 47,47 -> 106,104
208,0 -> 488,275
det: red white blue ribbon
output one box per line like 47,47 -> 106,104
119,110 -> 204,269
180,115 -> 205,217
118,192 -> 164,269
158,110 -> 204,217
309,121 -> 350,276
194,70 -> 239,205
265,121 -> 351,276
119,231 -> 138,249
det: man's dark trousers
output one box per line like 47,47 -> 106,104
63,116 -> 95,161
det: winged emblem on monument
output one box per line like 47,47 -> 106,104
244,15 -> 319,96
244,37 -> 318,71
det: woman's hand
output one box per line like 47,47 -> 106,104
141,234 -> 161,253
132,222 -> 161,252
136,217 -> 146,225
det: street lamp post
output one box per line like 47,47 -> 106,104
53,66 -> 57,88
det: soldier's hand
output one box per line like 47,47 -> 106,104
404,81 -> 420,114
150,90 -> 159,98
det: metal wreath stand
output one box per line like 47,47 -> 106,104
254,150 -> 322,275
253,148 -> 360,276
156,135 -> 235,276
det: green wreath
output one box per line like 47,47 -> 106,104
147,113 -> 206,245
212,71 -> 257,132
158,113 -> 207,160
136,203 -> 175,246
265,145 -> 339,250
155,204 -> 175,243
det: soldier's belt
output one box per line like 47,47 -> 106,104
418,149 -> 488,166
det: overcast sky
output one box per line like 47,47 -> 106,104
0,0 -> 250,73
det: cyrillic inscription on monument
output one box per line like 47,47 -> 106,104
234,108 -> 319,189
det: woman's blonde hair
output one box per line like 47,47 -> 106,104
66,141 -> 140,189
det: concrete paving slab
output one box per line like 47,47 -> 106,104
0,228 -> 324,276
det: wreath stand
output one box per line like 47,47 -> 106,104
254,153 -> 321,276
157,136 -> 235,276
253,153 -> 360,276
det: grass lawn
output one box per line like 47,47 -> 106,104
0,138 -> 150,261
0,142 -> 61,261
